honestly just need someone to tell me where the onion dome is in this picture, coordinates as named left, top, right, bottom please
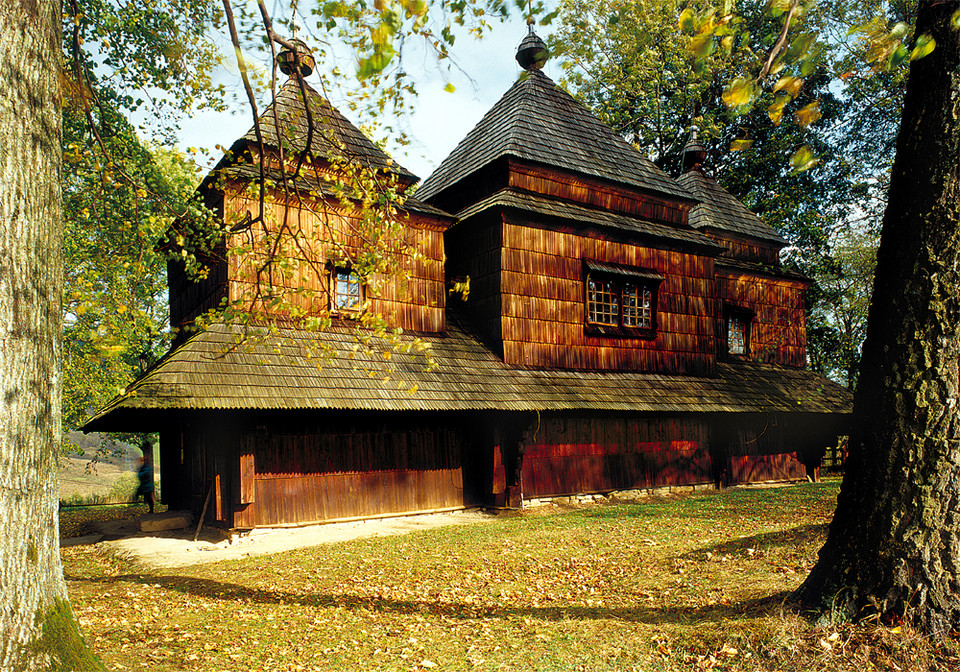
left=681, top=125, right=708, bottom=172
left=277, top=38, right=316, bottom=78
left=516, top=22, right=549, bottom=70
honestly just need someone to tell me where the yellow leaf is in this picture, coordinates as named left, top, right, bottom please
left=117, top=305, right=127, bottom=314
left=773, top=75, right=803, bottom=97
left=794, top=101, right=822, bottom=127
left=443, top=82, right=455, bottom=93
left=722, top=77, right=757, bottom=109
left=730, top=139, right=753, bottom=152
left=910, top=34, right=935, bottom=62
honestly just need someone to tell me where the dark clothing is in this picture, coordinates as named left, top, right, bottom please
left=136, top=462, right=154, bottom=494
left=137, top=460, right=155, bottom=513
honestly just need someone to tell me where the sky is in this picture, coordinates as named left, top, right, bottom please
left=176, top=11, right=564, bottom=183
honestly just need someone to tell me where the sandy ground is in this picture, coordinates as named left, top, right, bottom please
left=67, top=509, right=495, bottom=569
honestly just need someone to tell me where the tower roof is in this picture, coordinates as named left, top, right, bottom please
left=677, top=168, right=787, bottom=245
left=229, top=79, right=418, bottom=183
left=417, top=69, right=693, bottom=203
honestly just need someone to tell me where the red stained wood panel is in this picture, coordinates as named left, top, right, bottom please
left=522, top=415, right=713, bottom=497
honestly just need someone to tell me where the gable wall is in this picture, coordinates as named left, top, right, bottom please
left=500, top=218, right=717, bottom=374
left=221, top=193, right=446, bottom=332
left=716, top=269, right=807, bottom=367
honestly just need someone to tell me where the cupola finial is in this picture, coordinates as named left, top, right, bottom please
left=681, top=125, right=708, bottom=173
left=516, top=22, right=549, bottom=71
left=277, top=37, right=316, bottom=78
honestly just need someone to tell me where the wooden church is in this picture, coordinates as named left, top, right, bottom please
left=84, top=33, right=851, bottom=529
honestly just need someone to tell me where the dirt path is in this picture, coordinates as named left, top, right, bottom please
left=89, top=509, right=494, bottom=569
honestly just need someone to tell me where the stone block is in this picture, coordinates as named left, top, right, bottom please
left=140, top=511, right=194, bottom=533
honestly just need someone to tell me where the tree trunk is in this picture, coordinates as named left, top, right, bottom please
left=796, top=1, right=960, bottom=640
left=1, top=1, right=100, bottom=669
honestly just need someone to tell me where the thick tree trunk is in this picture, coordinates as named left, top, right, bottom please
left=1, top=1, right=99, bottom=669
left=796, top=1, right=960, bottom=640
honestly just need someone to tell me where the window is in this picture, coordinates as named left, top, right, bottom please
left=331, top=267, right=362, bottom=314
left=727, top=315, right=747, bottom=354
left=725, top=307, right=753, bottom=357
left=584, top=260, right=662, bottom=338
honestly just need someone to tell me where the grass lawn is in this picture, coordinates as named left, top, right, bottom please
left=61, top=480, right=959, bottom=671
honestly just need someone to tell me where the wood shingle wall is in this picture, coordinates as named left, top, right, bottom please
left=508, top=161, right=691, bottom=226
left=170, top=188, right=447, bottom=335
left=500, top=219, right=717, bottom=374
left=716, top=269, right=807, bottom=367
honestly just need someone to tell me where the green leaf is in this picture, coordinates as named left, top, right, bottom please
left=691, top=33, right=714, bottom=59
left=790, top=145, right=819, bottom=173
left=890, top=44, right=909, bottom=70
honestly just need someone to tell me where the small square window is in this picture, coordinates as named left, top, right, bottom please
left=584, top=261, right=662, bottom=338
left=331, top=268, right=362, bottom=313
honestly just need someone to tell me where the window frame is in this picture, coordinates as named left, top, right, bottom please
left=328, top=264, right=364, bottom=316
left=583, top=260, right=663, bottom=339
left=724, top=306, right=754, bottom=358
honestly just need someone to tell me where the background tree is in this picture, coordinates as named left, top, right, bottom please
left=796, top=0, right=960, bottom=638
left=550, top=0, right=909, bottom=389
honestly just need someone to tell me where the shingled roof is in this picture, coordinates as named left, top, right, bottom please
left=230, top=79, right=418, bottom=183
left=84, top=317, right=851, bottom=432
left=457, top=188, right=722, bottom=252
left=417, top=69, right=694, bottom=203
left=677, top=168, right=788, bottom=245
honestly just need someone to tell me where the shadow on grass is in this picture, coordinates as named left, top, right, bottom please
left=68, top=567, right=796, bottom=626
left=680, top=523, right=829, bottom=560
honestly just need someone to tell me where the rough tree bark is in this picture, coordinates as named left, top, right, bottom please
left=796, top=1, right=960, bottom=639
left=1, top=0, right=101, bottom=669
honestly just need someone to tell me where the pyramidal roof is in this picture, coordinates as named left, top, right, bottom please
left=232, top=79, right=418, bottom=183
left=417, top=69, right=692, bottom=202
left=677, top=168, right=787, bottom=245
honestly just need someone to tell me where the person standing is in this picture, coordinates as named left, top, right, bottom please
left=136, top=441, right=156, bottom=514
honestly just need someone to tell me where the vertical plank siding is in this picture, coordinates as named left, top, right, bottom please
left=233, top=415, right=465, bottom=528
left=722, top=415, right=808, bottom=483
left=522, top=414, right=713, bottom=497
left=508, top=161, right=691, bottom=227
left=500, top=220, right=717, bottom=374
